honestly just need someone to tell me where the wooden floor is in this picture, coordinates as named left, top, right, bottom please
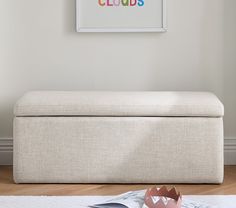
left=0, top=166, right=236, bottom=196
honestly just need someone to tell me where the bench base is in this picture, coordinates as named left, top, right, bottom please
left=14, top=117, right=224, bottom=183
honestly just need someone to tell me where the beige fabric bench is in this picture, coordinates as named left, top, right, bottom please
left=13, top=91, right=224, bottom=183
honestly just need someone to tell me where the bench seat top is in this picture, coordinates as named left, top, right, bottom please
left=14, top=91, right=224, bottom=117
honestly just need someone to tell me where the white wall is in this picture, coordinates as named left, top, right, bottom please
left=223, top=0, right=236, bottom=138
left=0, top=0, right=235, bottom=139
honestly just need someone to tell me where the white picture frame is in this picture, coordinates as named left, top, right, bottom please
left=76, top=0, right=167, bottom=32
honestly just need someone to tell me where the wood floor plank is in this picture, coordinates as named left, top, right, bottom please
left=0, top=166, right=236, bottom=195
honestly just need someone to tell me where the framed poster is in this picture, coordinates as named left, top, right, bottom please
left=76, top=0, right=167, bottom=32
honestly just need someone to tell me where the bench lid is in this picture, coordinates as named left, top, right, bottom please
left=14, top=91, right=224, bottom=117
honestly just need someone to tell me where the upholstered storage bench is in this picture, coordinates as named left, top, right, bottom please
left=13, top=91, right=224, bottom=183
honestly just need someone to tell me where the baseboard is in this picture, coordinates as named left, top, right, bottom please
left=0, top=138, right=13, bottom=165
left=0, top=137, right=236, bottom=165
left=224, top=137, right=236, bottom=165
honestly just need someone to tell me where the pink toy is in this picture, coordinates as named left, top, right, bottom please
left=144, top=186, right=182, bottom=208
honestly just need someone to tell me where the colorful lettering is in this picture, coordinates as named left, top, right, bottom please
left=98, top=0, right=105, bottom=6
left=107, top=0, right=113, bottom=6
left=130, top=0, right=137, bottom=6
left=113, top=0, right=120, bottom=6
left=121, top=0, right=129, bottom=6
left=98, top=0, right=144, bottom=7
left=138, top=0, right=144, bottom=6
